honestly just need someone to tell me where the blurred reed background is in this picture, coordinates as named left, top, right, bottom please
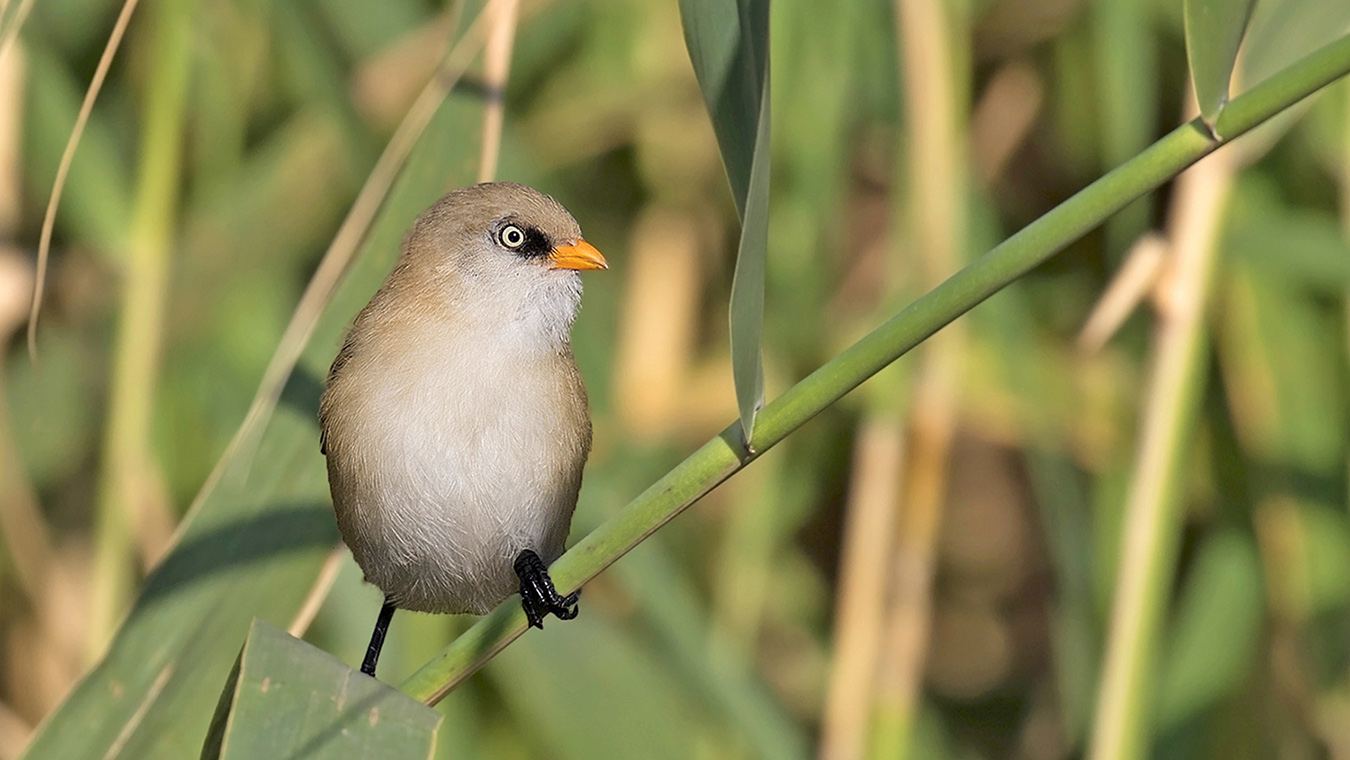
left=2, top=0, right=1350, bottom=757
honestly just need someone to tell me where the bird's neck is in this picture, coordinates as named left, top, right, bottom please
left=392, top=261, right=584, bottom=356
left=502, top=270, right=583, bottom=353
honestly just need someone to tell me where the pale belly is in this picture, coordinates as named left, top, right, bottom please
left=325, top=352, right=587, bottom=614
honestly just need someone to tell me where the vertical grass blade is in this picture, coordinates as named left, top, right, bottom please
left=1184, top=0, right=1256, bottom=127
left=87, top=0, right=195, bottom=660
left=872, top=0, right=969, bottom=754
left=1087, top=122, right=1238, bottom=760
left=679, top=0, right=769, bottom=445
left=729, top=89, right=769, bottom=445
left=678, top=0, right=767, bottom=216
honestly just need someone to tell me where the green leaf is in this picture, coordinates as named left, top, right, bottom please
left=19, top=98, right=484, bottom=760
left=1184, top=0, right=1257, bottom=126
left=1241, top=0, right=1350, bottom=89
left=1216, top=0, right=1350, bottom=161
left=678, top=0, right=768, bottom=217
left=729, top=87, right=769, bottom=447
left=1155, top=530, right=1262, bottom=731
left=679, top=0, right=770, bottom=445
left=202, top=620, right=440, bottom=760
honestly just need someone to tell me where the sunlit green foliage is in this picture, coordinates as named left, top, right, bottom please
left=2, top=0, right=1350, bottom=759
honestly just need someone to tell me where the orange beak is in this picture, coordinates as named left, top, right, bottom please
left=549, top=239, right=608, bottom=271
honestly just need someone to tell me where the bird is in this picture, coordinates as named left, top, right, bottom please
left=318, top=182, right=607, bottom=677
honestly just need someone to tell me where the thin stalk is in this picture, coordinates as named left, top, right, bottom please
left=0, top=37, right=19, bottom=232
left=87, top=0, right=194, bottom=662
left=476, top=0, right=519, bottom=183
left=872, top=0, right=968, bottom=755
left=825, top=0, right=973, bottom=751
left=1341, top=80, right=1350, bottom=514
left=1077, top=234, right=1168, bottom=353
left=234, top=0, right=488, bottom=446
left=286, top=545, right=345, bottom=637
left=969, top=61, right=1043, bottom=187
left=871, top=353, right=958, bottom=759
left=820, top=421, right=905, bottom=760
left=400, top=33, right=1350, bottom=707
left=0, top=0, right=34, bottom=66
left=26, top=0, right=141, bottom=358
left=1085, top=114, right=1238, bottom=760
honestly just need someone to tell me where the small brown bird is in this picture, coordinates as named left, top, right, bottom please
left=319, top=182, right=607, bottom=676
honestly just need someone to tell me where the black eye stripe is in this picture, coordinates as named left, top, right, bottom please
left=494, top=221, right=553, bottom=259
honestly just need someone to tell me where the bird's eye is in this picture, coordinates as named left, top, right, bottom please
left=498, top=224, right=526, bottom=249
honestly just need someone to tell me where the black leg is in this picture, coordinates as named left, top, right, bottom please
left=513, top=549, right=579, bottom=629
left=361, top=597, right=397, bottom=677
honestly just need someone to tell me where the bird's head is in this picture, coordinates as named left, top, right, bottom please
left=410, top=182, right=607, bottom=275
left=395, top=182, right=608, bottom=344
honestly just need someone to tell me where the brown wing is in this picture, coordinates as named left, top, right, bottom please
left=318, top=331, right=360, bottom=457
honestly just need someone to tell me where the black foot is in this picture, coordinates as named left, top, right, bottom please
left=513, top=549, right=579, bottom=629
left=361, top=598, right=397, bottom=677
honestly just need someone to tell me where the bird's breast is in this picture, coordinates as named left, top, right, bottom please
left=358, top=334, right=586, bottom=510
left=324, top=323, right=590, bottom=612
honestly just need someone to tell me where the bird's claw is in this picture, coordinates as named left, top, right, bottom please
left=513, top=549, right=579, bottom=629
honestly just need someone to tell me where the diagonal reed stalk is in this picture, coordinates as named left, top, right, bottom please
left=237, top=0, right=490, bottom=442
left=267, top=0, right=505, bottom=639
left=399, top=33, right=1350, bottom=707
